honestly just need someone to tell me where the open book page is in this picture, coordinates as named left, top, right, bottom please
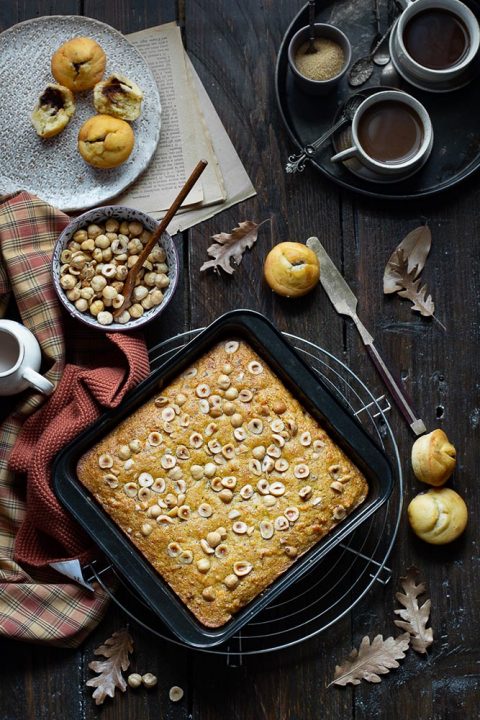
left=157, top=58, right=256, bottom=234
left=185, top=55, right=226, bottom=208
left=119, top=23, right=203, bottom=211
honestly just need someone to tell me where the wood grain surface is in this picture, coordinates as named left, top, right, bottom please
left=1, top=1, right=479, bottom=719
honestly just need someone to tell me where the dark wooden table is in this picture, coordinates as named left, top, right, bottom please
left=1, top=1, right=479, bottom=719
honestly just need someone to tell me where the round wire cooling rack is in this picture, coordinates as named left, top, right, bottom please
left=86, top=329, right=403, bottom=660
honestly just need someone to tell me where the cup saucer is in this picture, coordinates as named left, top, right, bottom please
left=332, top=125, right=431, bottom=184
left=330, top=86, right=432, bottom=184
left=388, top=23, right=480, bottom=94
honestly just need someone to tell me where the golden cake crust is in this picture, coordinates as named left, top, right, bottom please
left=51, top=37, right=106, bottom=92
left=78, top=114, right=134, bottom=168
left=77, top=340, right=369, bottom=628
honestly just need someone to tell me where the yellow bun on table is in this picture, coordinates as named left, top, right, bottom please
left=411, top=429, right=456, bottom=486
left=78, top=115, right=134, bottom=168
left=408, top=487, right=467, bottom=544
left=93, top=73, right=143, bottom=121
left=264, top=242, right=320, bottom=297
left=31, top=83, right=75, bottom=138
left=51, top=37, right=106, bottom=92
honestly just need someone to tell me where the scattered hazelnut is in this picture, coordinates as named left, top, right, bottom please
left=127, top=673, right=142, bottom=689
left=169, top=685, right=184, bottom=702
left=141, top=672, right=158, bottom=689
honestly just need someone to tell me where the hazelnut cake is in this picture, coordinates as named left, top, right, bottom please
left=77, top=339, right=369, bottom=628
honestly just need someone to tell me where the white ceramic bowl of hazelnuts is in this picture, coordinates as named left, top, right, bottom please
left=52, top=206, right=179, bottom=332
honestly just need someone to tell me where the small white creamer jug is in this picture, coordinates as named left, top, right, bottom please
left=0, top=319, right=54, bottom=396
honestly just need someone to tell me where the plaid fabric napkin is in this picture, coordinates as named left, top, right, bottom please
left=0, top=192, right=150, bottom=647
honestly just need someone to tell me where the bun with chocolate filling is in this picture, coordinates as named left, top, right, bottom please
left=51, top=37, right=106, bottom=92
left=31, top=83, right=75, bottom=138
left=78, top=114, right=135, bottom=168
left=93, top=73, right=144, bottom=121
left=264, top=242, right=320, bottom=298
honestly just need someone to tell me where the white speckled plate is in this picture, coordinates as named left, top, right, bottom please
left=0, top=16, right=161, bottom=212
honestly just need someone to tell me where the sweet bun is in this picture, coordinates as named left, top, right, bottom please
left=408, top=487, right=468, bottom=544
left=78, top=114, right=134, bottom=168
left=93, top=73, right=143, bottom=121
left=51, top=37, right=106, bottom=92
left=264, top=242, right=320, bottom=297
left=411, top=429, right=456, bottom=486
left=31, top=84, right=75, bottom=138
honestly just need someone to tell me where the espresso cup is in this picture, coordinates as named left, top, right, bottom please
left=390, top=0, right=480, bottom=89
left=0, top=319, right=54, bottom=396
left=330, top=90, right=433, bottom=178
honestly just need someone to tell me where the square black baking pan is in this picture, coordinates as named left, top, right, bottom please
left=53, top=309, right=394, bottom=649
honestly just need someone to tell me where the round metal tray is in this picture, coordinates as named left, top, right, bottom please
left=87, top=329, right=403, bottom=658
left=275, top=0, right=480, bottom=200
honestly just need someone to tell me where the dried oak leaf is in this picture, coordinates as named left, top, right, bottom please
left=200, top=219, right=268, bottom=274
left=86, top=628, right=134, bottom=705
left=394, top=566, right=433, bottom=654
left=386, top=249, right=436, bottom=318
left=384, top=225, right=432, bottom=294
left=330, top=633, right=410, bottom=687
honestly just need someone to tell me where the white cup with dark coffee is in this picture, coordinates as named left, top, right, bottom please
left=0, top=319, right=54, bottom=396
left=330, top=90, right=433, bottom=178
left=390, top=0, right=480, bottom=89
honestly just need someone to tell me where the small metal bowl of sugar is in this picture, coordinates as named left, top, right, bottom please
left=288, top=23, right=352, bottom=95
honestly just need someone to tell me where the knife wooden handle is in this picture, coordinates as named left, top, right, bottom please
left=365, top=342, right=427, bottom=436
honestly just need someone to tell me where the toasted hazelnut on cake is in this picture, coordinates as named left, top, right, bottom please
left=93, top=73, right=144, bottom=121
left=31, top=84, right=75, bottom=138
left=51, top=36, right=106, bottom=91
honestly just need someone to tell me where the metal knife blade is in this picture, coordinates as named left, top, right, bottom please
left=306, top=236, right=426, bottom=436
left=307, top=236, right=373, bottom=345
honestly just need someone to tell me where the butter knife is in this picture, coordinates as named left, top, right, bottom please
left=307, top=236, right=427, bottom=436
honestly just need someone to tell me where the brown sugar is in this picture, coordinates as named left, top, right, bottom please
left=294, top=37, right=345, bottom=81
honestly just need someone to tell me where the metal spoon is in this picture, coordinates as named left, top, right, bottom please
left=285, top=93, right=366, bottom=174
left=369, top=0, right=383, bottom=55
left=370, top=0, right=391, bottom=66
left=348, top=17, right=396, bottom=87
left=380, top=61, right=402, bottom=87
left=305, top=0, right=317, bottom=54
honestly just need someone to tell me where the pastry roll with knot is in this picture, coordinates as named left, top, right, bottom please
left=408, top=487, right=468, bottom=544
left=411, top=429, right=456, bottom=486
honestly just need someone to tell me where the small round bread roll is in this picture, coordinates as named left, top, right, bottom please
left=264, top=242, right=320, bottom=297
left=93, top=73, right=143, bottom=121
left=408, top=487, right=467, bottom=544
left=78, top=115, right=135, bottom=168
left=31, top=84, right=75, bottom=138
left=411, top=429, right=456, bottom=486
left=51, top=37, right=106, bottom=92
